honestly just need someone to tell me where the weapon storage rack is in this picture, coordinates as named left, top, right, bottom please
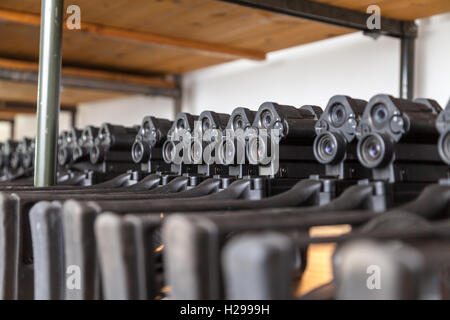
left=0, top=0, right=448, bottom=183
left=0, top=0, right=448, bottom=301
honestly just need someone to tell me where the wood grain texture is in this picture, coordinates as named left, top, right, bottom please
left=0, top=8, right=266, bottom=61
left=0, top=0, right=448, bottom=105
left=0, top=0, right=357, bottom=75
left=0, top=79, right=129, bottom=106
left=0, top=57, right=174, bottom=88
left=313, top=0, right=450, bottom=20
left=296, top=225, right=352, bottom=296
left=0, top=0, right=447, bottom=75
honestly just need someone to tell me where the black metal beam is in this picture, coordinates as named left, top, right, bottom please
left=69, top=108, right=77, bottom=128
left=400, top=37, right=415, bottom=100
left=0, top=100, right=76, bottom=111
left=0, top=119, right=16, bottom=139
left=219, top=0, right=417, bottom=38
left=9, top=119, right=14, bottom=139
left=0, top=67, right=181, bottom=99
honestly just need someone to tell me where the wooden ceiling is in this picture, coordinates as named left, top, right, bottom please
left=0, top=0, right=448, bottom=108
left=0, top=79, right=129, bottom=106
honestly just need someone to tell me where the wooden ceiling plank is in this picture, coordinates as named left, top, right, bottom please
left=0, top=111, right=17, bottom=120
left=0, top=0, right=448, bottom=75
left=0, top=107, right=36, bottom=115
left=0, top=8, right=266, bottom=61
left=313, top=0, right=450, bottom=20
left=0, top=79, right=130, bottom=106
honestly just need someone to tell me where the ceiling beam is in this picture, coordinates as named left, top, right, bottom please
left=0, top=100, right=76, bottom=119
left=0, top=58, right=180, bottom=98
left=0, top=107, right=35, bottom=115
left=0, top=8, right=266, bottom=61
left=0, top=100, right=76, bottom=111
left=219, top=0, right=418, bottom=38
left=0, top=57, right=174, bottom=88
left=0, top=110, right=27, bottom=120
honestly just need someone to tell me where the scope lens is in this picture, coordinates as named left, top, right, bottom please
left=318, top=135, right=335, bottom=162
left=371, top=104, right=389, bottom=126
left=313, top=133, right=343, bottom=164
left=359, top=134, right=385, bottom=168
left=439, top=131, right=450, bottom=164
left=163, top=141, right=176, bottom=163
left=324, top=141, right=334, bottom=154
left=368, top=143, right=380, bottom=158
left=260, top=110, right=273, bottom=129
left=132, top=141, right=144, bottom=163
left=247, top=136, right=269, bottom=165
left=330, top=104, right=346, bottom=127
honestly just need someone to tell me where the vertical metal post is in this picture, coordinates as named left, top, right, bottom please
left=70, top=108, right=77, bottom=128
left=34, top=0, right=64, bottom=186
left=9, top=120, right=15, bottom=140
left=400, top=37, right=415, bottom=100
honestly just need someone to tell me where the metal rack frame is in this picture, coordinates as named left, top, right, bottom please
left=220, top=0, right=417, bottom=99
left=34, top=0, right=418, bottom=186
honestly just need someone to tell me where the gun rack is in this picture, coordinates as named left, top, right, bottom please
left=0, top=0, right=448, bottom=185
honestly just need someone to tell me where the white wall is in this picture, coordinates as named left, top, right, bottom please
left=416, top=13, right=450, bottom=106
left=182, top=33, right=399, bottom=114
left=76, top=95, right=175, bottom=128
left=0, top=122, right=11, bottom=142
left=182, top=12, right=450, bottom=114
left=13, top=112, right=72, bottom=140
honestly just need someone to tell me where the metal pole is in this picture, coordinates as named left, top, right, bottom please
left=34, top=0, right=64, bottom=186
left=400, top=37, right=415, bottom=100
left=70, top=108, right=77, bottom=128
left=9, top=120, right=15, bottom=140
